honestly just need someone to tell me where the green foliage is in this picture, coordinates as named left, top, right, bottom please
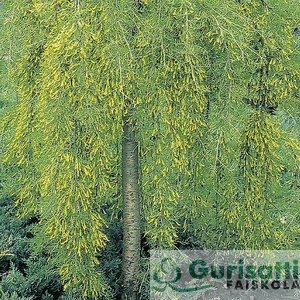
left=235, top=0, right=300, bottom=249
left=1, top=1, right=126, bottom=297
left=1, top=0, right=299, bottom=298
left=0, top=196, right=65, bottom=299
left=135, top=0, right=208, bottom=248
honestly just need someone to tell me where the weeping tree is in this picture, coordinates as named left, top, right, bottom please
left=188, top=0, right=300, bottom=250
left=2, top=0, right=143, bottom=298
left=1, top=0, right=300, bottom=299
left=3, top=1, right=126, bottom=298
left=235, top=0, right=300, bottom=249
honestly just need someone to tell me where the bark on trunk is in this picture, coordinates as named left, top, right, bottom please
left=122, top=115, right=141, bottom=300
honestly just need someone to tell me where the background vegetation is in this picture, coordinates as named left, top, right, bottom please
left=0, top=0, right=299, bottom=299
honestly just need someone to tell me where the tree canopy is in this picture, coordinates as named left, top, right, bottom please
left=0, top=0, right=299, bottom=299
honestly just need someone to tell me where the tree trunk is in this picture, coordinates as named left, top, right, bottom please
left=122, top=115, right=141, bottom=300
